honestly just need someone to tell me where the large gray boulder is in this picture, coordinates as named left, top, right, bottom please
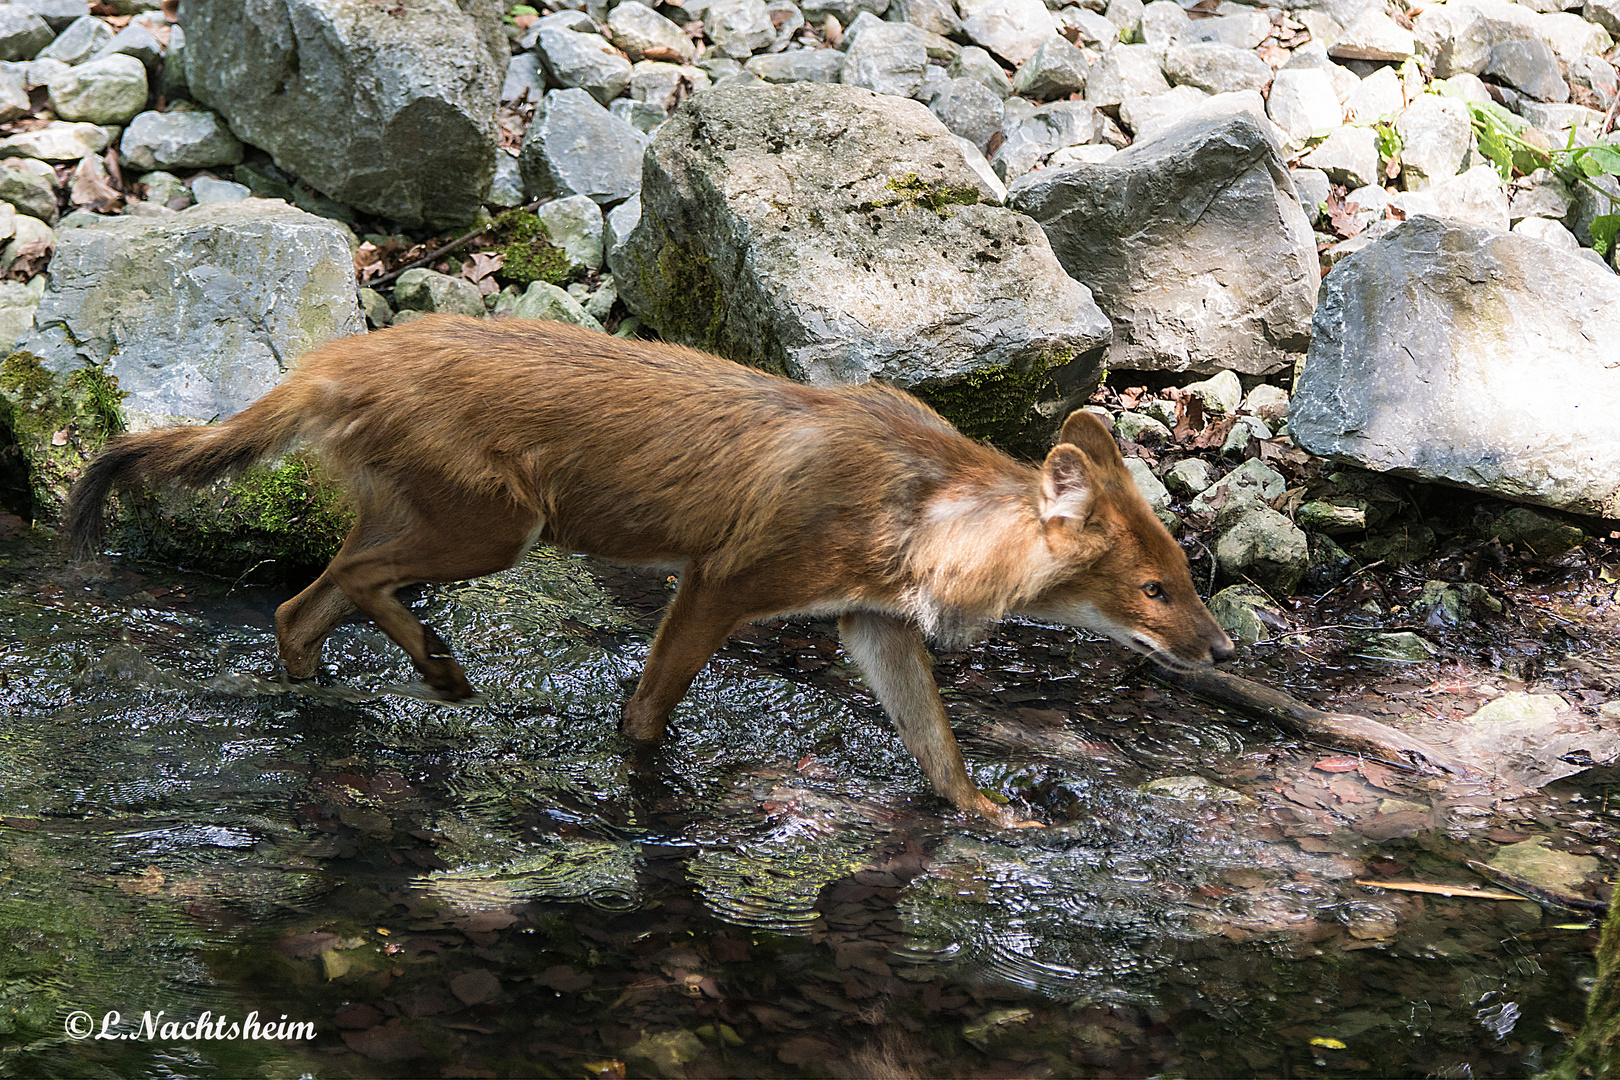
left=1291, top=216, right=1620, bottom=518
left=610, top=84, right=1111, bottom=443
left=20, top=200, right=363, bottom=431
left=519, top=88, right=648, bottom=205
left=1008, top=112, right=1318, bottom=375
left=181, top=0, right=507, bottom=228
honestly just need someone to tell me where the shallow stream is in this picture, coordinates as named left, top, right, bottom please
left=0, top=529, right=1616, bottom=1078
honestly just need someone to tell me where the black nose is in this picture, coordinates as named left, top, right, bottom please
left=1210, top=635, right=1235, bottom=662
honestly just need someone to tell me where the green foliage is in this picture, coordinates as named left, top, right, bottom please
left=491, top=209, right=572, bottom=287
left=1373, top=120, right=1402, bottom=179
left=1466, top=101, right=1620, bottom=256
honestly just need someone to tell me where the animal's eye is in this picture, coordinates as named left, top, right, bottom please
left=1142, top=582, right=1164, bottom=599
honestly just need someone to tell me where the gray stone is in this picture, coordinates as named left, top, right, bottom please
left=1485, top=38, right=1568, bottom=102
left=1056, top=7, right=1121, bottom=51
left=1266, top=68, right=1342, bottom=150
left=536, top=26, right=633, bottom=105
left=1395, top=94, right=1470, bottom=188
left=800, top=0, right=889, bottom=23
left=393, top=266, right=485, bottom=317
left=1292, top=216, right=1620, bottom=517
left=1216, top=504, right=1308, bottom=593
left=1507, top=167, right=1572, bottom=221
left=183, top=0, right=507, bottom=229
left=92, top=22, right=165, bottom=71
left=1389, top=163, right=1509, bottom=231
left=157, top=22, right=185, bottom=100
left=502, top=50, right=542, bottom=102
left=1290, top=166, right=1330, bottom=220
left=19, top=200, right=363, bottom=430
left=611, top=97, right=668, bottom=132
left=0, top=6, right=53, bottom=61
left=948, top=44, right=1012, bottom=98
left=1184, top=368, right=1242, bottom=414
left=1010, top=33, right=1088, bottom=100
left=1456, top=696, right=1620, bottom=790
left=1166, top=456, right=1217, bottom=495
left=0, top=64, right=27, bottom=122
left=1220, top=413, right=1272, bottom=456
left=1104, top=0, right=1143, bottom=39
left=508, top=278, right=604, bottom=330
left=487, top=152, right=524, bottom=206
left=991, top=99, right=1104, bottom=180
left=705, top=0, right=776, bottom=58
left=608, top=0, right=697, bottom=63
left=927, top=76, right=1003, bottom=150
left=191, top=176, right=250, bottom=203
left=629, top=60, right=712, bottom=109
left=1345, top=65, right=1403, bottom=122
left=1299, top=123, right=1379, bottom=188
left=1175, top=10, right=1270, bottom=49
left=46, top=52, right=146, bottom=124
left=0, top=164, right=55, bottom=222
left=889, top=0, right=962, bottom=37
left=1539, top=11, right=1611, bottom=62
left=1519, top=100, right=1605, bottom=143
left=1189, top=455, right=1285, bottom=514
left=1009, top=113, right=1318, bottom=375
left=1589, top=0, right=1620, bottom=34
left=1569, top=172, right=1619, bottom=251
left=1115, top=410, right=1171, bottom=443
left=136, top=169, right=187, bottom=208
left=746, top=49, right=844, bottom=82
left=1133, top=87, right=1282, bottom=146
left=1124, top=457, right=1171, bottom=510
left=358, top=284, right=392, bottom=326
left=37, top=14, right=112, bottom=65
left=1084, top=41, right=1169, bottom=106
left=519, top=88, right=649, bottom=206
left=1282, top=40, right=1361, bottom=102
left=840, top=18, right=927, bottom=97
left=118, top=108, right=243, bottom=170
left=1511, top=214, right=1579, bottom=251
left=1412, top=1, right=1491, bottom=77
left=957, top=0, right=1055, bottom=66
left=603, top=192, right=640, bottom=264
left=1164, top=41, right=1271, bottom=95
left=1328, top=9, right=1415, bottom=61
left=1139, top=0, right=1189, bottom=47
left=1118, top=83, right=1208, bottom=137
left=1243, top=383, right=1289, bottom=422
left=12, top=0, right=88, bottom=31
left=1207, top=584, right=1275, bottom=644
left=1, top=213, right=52, bottom=273
left=537, top=193, right=605, bottom=270
left=610, top=83, right=1111, bottom=411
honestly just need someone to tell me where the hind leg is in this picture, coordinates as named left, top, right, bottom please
left=322, top=489, right=543, bottom=699
left=275, top=507, right=404, bottom=679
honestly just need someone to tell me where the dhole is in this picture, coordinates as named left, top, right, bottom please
left=66, top=316, right=1232, bottom=826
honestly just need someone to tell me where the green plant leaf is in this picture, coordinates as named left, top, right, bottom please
left=1589, top=213, right=1620, bottom=258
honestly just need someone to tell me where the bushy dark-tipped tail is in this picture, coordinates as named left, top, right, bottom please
left=63, top=386, right=305, bottom=561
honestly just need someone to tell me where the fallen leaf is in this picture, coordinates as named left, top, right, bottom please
left=1354, top=879, right=1523, bottom=900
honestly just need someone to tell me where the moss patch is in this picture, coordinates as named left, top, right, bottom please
left=873, top=173, right=982, bottom=217
left=0, top=351, right=126, bottom=519
left=912, top=349, right=1068, bottom=459
left=491, top=208, right=572, bottom=288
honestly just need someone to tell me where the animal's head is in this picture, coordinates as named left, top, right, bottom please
left=1024, top=410, right=1234, bottom=668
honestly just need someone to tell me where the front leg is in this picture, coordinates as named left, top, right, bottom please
left=623, top=567, right=750, bottom=741
left=838, top=611, right=1026, bottom=827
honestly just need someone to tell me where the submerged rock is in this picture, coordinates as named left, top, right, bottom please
left=611, top=83, right=1111, bottom=447
left=1291, top=216, right=1620, bottom=518
left=1009, top=113, right=1318, bottom=375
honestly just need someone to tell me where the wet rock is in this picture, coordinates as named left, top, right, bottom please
left=1488, top=836, right=1601, bottom=890
left=957, top=0, right=1054, bottom=66
left=1484, top=37, right=1568, bottom=102
left=394, top=267, right=485, bottom=317
left=1293, top=216, right=1620, bottom=517
left=1299, top=125, right=1380, bottom=189
left=1215, top=504, right=1308, bottom=593
left=536, top=25, right=633, bottom=105
left=37, top=14, right=112, bottom=65
left=509, top=279, right=604, bottom=330
left=1189, top=457, right=1286, bottom=514
left=1207, top=583, right=1275, bottom=643
left=1083, top=42, right=1169, bottom=106
left=1453, top=693, right=1620, bottom=789
left=118, top=109, right=243, bottom=171
left=1395, top=94, right=1470, bottom=188
left=1163, top=41, right=1273, bottom=95
left=183, top=0, right=507, bottom=228
left=1009, top=113, right=1318, bottom=375
left=1356, top=629, right=1434, bottom=662
left=19, top=200, right=362, bottom=432
left=747, top=49, right=844, bottom=82
left=1412, top=580, right=1501, bottom=626
left=536, top=193, right=605, bottom=271
left=840, top=18, right=928, bottom=97
left=1010, top=34, right=1089, bottom=100
left=611, top=84, right=1110, bottom=427
left=1488, top=505, right=1586, bottom=554
left=1303, top=533, right=1356, bottom=588
left=1165, top=457, right=1217, bottom=495
left=1142, top=775, right=1248, bottom=801
left=1358, top=523, right=1437, bottom=564
left=607, top=0, right=697, bottom=64
left=519, top=88, right=649, bottom=206
left=46, top=52, right=146, bottom=124
left=0, top=7, right=54, bottom=61
left=1328, top=9, right=1416, bottom=61
left=1297, top=499, right=1367, bottom=533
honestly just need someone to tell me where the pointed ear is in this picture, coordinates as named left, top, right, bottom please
left=1040, top=444, right=1097, bottom=523
left=1057, top=410, right=1126, bottom=473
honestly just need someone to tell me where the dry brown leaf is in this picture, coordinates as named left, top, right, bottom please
left=1354, top=879, right=1523, bottom=900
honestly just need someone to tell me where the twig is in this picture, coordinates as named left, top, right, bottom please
left=1464, top=858, right=1608, bottom=913
left=1354, top=879, right=1524, bottom=901
left=369, top=198, right=546, bottom=290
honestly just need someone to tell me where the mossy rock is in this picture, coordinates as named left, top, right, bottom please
left=0, top=351, right=126, bottom=521
left=912, top=349, right=1071, bottom=459
left=491, top=208, right=574, bottom=288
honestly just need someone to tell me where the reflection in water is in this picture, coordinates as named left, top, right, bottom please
left=0, top=539, right=1603, bottom=1077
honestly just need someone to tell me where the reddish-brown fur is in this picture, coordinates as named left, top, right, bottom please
left=65, top=316, right=1232, bottom=826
